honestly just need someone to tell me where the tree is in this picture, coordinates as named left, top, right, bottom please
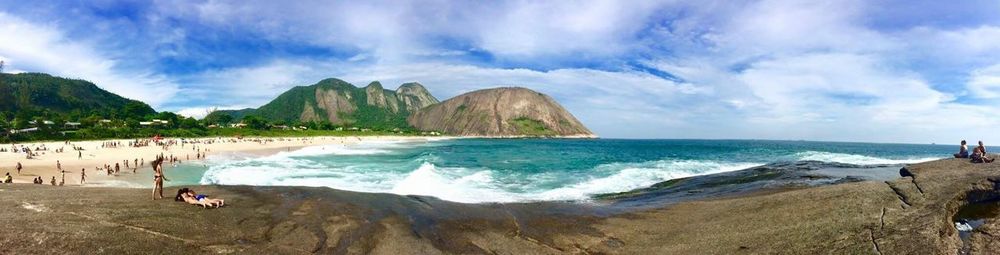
left=180, top=117, right=200, bottom=129
left=242, top=115, right=268, bottom=130
left=11, top=117, right=25, bottom=129
left=121, top=101, right=154, bottom=120
left=154, top=111, right=180, bottom=128
left=218, top=114, right=233, bottom=125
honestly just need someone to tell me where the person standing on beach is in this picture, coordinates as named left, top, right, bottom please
left=80, top=168, right=86, bottom=185
left=152, top=158, right=169, bottom=200
left=57, top=160, right=62, bottom=172
left=78, top=151, right=82, bottom=159
left=16, top=162, right=21, bottom=175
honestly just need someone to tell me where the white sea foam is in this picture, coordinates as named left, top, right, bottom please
left=200, top=155, right=764, bottom=203
left=793, top=151, right=940, bottom=165
left=536, top=160, right=764, bottom=201
left=389, top=162, right=524, bottom=203
left=192, top=141, right=943, bottom=203
left=272, top=144, right=391, bottom=157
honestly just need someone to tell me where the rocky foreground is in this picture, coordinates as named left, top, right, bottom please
left=0, top=158, right=997, bottom=254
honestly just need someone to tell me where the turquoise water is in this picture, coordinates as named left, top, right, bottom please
left=152, top=139, right=949, bottom=203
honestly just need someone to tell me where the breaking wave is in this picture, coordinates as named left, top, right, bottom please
left=792, top=151, right=940, bottom=165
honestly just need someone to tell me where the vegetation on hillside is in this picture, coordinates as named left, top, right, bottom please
left=511, top=117, right=556, bottom=136
left=0, top=74, right=432, bottom=143
left=0, top=73, right=156, bottom=122
left=207, top=78, right=425, bottom=131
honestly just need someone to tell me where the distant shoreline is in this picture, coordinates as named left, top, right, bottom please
left=0, top=135, right=439, bottom=186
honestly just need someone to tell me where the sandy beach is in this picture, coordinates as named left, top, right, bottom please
left=0, top=136, right=438, bottom=186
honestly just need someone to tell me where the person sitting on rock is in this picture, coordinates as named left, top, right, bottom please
left=954, top=140, right=969, bottom=158
left=971, top=141, right=994, bottom=163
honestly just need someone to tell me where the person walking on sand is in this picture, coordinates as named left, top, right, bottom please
left=80, top=168, right=86, bottom=185
left=57, top=160, right=62, bottom=172
left=16, top=162, right=21, bottom=175
left=78, top=151, right=82, bottom=159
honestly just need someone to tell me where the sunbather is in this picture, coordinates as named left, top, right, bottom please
left=174, top=188, right=225, bottom=208
left=188, top=189, right=225, bottom=208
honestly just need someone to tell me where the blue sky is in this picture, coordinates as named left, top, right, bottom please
left=1, top=0, right=1000, bottom=143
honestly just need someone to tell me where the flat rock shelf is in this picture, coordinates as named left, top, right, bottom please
left=0, top=157, right=998, bottom=254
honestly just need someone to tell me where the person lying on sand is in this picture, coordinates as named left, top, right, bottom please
left=954, top=140, right=969, bottom=158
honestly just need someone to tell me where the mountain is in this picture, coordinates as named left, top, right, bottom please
left=407, top=87, right=594, bottom=137
left=208, top=78, right=439, bottom=129
left=0, top=72, right=156, bottom=119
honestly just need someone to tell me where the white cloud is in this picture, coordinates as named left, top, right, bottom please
left=968, top=64, right=1000, bottom=99
left=6, top=1, right=1000, bottom=143
left=149, top=0, right=672, bottom=63
left=636, top=0, right=1000, bottom=143
left=0, top=12, right=179, bottom=107
left=175, top=105, right=249, bottom=119
left=165, top=60, right=337, bottom=110
left=474, top=1, right=663, bottom=58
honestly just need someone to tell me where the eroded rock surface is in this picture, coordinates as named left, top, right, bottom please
left=0, top=158, right=998, bottom=254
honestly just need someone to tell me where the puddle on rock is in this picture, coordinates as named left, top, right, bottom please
left=952, top=200, right=1000, bottom=240
left=953, top=199, right=1000, bottom=254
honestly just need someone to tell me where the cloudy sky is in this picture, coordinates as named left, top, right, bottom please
left=1, top=0, right=999, bottom=143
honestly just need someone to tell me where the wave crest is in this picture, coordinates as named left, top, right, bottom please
left=792, top=151, right=939, bottom=165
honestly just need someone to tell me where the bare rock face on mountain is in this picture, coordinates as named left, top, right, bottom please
left=209, top=78, right=440, bottom=129
left=365, top=82, right=394, bottom=112
left=395, top=82, right=439, bottom=112
left=308, top=87, right=355, bottom=123
left=407, top=87, right=595, bottom=137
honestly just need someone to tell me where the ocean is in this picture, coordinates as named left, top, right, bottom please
left=114, top=139, right=951, bottom=203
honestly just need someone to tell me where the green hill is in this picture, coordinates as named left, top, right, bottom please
left=0, top=73, right=156, bottom=120
left=206, top=78, right=439, bottom=130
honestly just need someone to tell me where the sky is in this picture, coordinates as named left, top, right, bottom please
left=1, top=0, right=999, bottom=143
